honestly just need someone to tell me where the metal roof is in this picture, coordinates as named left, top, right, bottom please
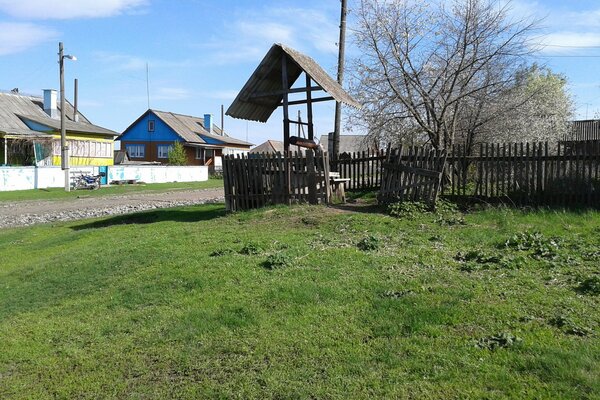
left=319, top=134, right=375, bottom=154
left=250, top=140, right=284, bottom=154
left=149, top=109, right=253, bottom=147
left=250, top=139, right=307, bottom=154
left=0, top=128, right=53, bottom=139
left=0, top=91, right=113, bottom=138
left=226, top=43, right=361, bottom=123
left=18, top=114, right=117, bottom=137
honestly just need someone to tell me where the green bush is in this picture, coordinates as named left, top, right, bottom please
left=168, top=142, right=187, bottom=165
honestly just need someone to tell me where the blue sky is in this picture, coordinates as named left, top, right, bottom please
left=1, top=0, right=600, bottom=146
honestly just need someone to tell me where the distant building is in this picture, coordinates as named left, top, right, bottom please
left=250, top=139, right=308, bottom=155
left=319, top=134, right=377, bottom=155
left=0, top=90, right=118, bottom=166
left=119, top=109, right=252, bottom=167
left=569, top=120, right=600, bottom=141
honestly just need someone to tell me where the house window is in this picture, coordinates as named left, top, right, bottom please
left=126, top=144, right=145, bottom=158
left=148, top=120, right=155, bottom=132
left=196, top=148, right=215, bottom=162
left=157, top=144, right=172, bottom=159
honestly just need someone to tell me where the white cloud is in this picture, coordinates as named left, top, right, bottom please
left=92, top=51, right=193, bottom=72
left=201, top=5, right=339, bottom=66
left=0, top=22, right=58, bottom=55
left=153, top=87, right=191, bottom=101
left=204, top=90, right=241, bottom=101
left=539, top=32, right=600, bottom=53
left=0, top=0, right=147, bottom=20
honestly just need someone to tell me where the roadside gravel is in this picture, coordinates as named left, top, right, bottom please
left=0, top=188, right=224, bottom=228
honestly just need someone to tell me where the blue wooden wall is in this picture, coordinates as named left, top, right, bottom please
left=120, top=112, right=181, bottom=142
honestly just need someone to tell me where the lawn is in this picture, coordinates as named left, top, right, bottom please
left=0, top=178, right=223, bottom=202
left=0, top=202, right=598, bottom=399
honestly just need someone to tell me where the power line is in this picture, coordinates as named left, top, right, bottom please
left=535, top=55, right=600, bottom=58
left=538, top=43, right=600, bottom=49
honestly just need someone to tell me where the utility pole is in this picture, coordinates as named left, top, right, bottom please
left=332, top=0, right=347, bottom=171
left=59, top=42, right=69, bottom=192
left=59, top=42, right=76, bottom=191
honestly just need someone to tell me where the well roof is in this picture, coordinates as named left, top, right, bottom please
left=226, top=43, right=361, bottom=123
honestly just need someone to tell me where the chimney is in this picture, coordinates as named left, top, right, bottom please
left=43, top=89, right=58, bottom=119
left=204, top=113, right=214, bottom=134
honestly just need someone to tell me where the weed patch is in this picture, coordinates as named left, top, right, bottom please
left=576, top=276, right=600, bottom=296
left=239, top=242, right=263, bottom=255
left=504, top=231, right=561, bottom=260
left=210, top=248, right=234, bottom=257
left=548, top=315, right=593, bottom=337
left=262, top=252, right=293, bottom=270
left=475, top=333, right=522, bottom=350
left=357, top=235, right=381, bottom=251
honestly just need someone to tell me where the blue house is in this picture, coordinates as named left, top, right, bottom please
left=119, top=109, right=252, bottom=166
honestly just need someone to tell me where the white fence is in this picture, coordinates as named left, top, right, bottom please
left=0, top=165, right=208, bottom=192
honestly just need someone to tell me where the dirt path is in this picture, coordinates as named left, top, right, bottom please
left=0, top=188, right=225, bottom=228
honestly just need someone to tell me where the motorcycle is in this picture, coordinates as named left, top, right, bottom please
left=72, top=172, right=105, bottom=190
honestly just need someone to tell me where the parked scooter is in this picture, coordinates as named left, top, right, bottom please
left=72, top=172, right=105, bottom=190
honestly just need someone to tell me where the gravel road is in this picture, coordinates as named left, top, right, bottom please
left=0, top=188, right=225, bottom=228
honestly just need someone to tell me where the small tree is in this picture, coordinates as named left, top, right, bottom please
left=168, top=142, right=187, bottom=165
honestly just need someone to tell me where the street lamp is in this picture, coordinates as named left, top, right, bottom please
left=59, top=42, right=76, bottom=191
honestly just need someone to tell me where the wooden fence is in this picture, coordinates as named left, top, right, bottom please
left=330, top=140, right=600, bottom=207
left=444, top=141, right=600, bottom=206
left=379, top=146, right=447, bottom=206
left=223, top=151, right=330, bottom=211
left=333, top=150, right=386, bottom=190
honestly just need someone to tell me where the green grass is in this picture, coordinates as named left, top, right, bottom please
left=0, top=178, right=223, bottom=202
left=0, top=202, right=598, bottom=399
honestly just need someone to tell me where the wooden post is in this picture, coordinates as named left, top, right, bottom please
left=281, top=55, right=290, bottom=152
left=306, top=150, right=317, bottom=204
left=306, top=73, right=314, bottom=141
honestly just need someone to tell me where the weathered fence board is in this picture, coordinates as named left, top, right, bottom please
left=223, top=150, right=330, bottom=211
left=443, top=141, right=600, bottom=206
left=378, top=145, right=447, bottom=206
left=333, top=150, right=386, bottom=191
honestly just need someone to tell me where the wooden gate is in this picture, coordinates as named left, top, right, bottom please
left=223, top=150, right=330, bottom=211
left=378, top=145, right=447, bottom=206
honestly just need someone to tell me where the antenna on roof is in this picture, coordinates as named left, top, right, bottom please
left=146, top=62, right=150, bottom=110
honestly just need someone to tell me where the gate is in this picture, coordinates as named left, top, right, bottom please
left=378, top=145, right=447, bottom=206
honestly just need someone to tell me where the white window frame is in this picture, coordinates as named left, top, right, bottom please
left=126, top=144, right=145, bottom=158
left=157, top=144, right=172, bottom=159
left=195, top=148, right=215, bottom=161
left=148, top=120, right=155, bottom=132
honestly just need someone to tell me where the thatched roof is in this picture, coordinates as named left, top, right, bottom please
left=226, top=43, right=361, bottom=123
